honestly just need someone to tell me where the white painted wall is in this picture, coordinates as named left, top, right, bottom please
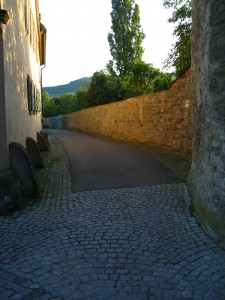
left=0, top=0, right=42, bottom=169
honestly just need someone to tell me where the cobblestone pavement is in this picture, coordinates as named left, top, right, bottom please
left=0, top=136, right=225, bottom=300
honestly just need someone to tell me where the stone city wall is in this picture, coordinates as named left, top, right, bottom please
left=47, top=69, right=191, bottom=153
left=189, top=0, right=225, bottom=248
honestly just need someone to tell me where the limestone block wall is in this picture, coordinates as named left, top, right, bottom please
left=189, top=0, right=225, bottom=248
left=47, top=69, right=192, bottom=153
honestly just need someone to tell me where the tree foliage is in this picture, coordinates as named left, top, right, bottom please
left=42, top=91, right=58, bottom=117
left=42, top=89, right=89, bottom=118
left=87, top=70, right=120, bottom=106
left=163, top=0, right=191, bottom=77
left=119, top=62, right=173, bottom=99
left=107, top=0, right=145, bottom=77
left=86, top=65, right=173, bottom=105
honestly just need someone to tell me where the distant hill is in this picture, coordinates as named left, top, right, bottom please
left=43, top=77, right=92, bottom=97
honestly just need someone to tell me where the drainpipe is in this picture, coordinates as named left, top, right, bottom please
left=41, top=64, right=45, bottom=120
left=39, top=20, right=47, bottom=125
left=0, top=8, right=9, bottom=170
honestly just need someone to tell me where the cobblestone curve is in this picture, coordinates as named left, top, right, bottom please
left=0, top=136, right=225, bottom=300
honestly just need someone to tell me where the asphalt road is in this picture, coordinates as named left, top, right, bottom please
left=48, top=129, right=182, bottom=193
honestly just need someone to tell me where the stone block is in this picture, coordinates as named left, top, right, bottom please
left=26, top=137, right=44, bottom=169
left=40, top=130, right=50, bottom=145
left=0, top=175, right=27, bottom=215
left=37, top=132, right=49, bottom=152
left=9, top=142, right=39, bottom=199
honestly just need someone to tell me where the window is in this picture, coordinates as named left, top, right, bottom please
left=24, top=1, right=38, bottom=58
left=27, top=75, right=41, bottom=114
left=30, top=11, right=33, bottom=46
left=27, top=75, right=32, bottom=112
left=24, top=0, right=30, bottom=35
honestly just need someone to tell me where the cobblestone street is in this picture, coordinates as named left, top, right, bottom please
left=0, top=136, right=225, bottom=300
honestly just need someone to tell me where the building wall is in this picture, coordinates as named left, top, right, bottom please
left=189, top=0, right=225, bottom=248
left=0, top=14, right=8, bottom=169
left=0, top=0, right=42, bottom=169
left=47, top=69, right=192, bottom=153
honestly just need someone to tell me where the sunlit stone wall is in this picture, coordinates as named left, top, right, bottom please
left=47, top=69, right=192, bottom=153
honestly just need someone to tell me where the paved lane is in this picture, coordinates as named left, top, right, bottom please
left=0, top=136, right=225, bottom=299
left=48, top=129, right=181, bottom=192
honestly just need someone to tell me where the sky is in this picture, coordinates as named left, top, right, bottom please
left=39, top=0, right=175, bottom=87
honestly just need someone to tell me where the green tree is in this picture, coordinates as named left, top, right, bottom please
left=120, top=62, right=173, bottom=98
left=120, top=62, right=156, bottom=98
left=152, top=72, right=173, bottom=92
left=42, top=91, right=58, bottom=117
left=53, top=93, right=77, bottom=115
left=74, top=87, right=90, bottom=110
left=88, top=70, right=120, bottom=106
left=43, top=91, right=78, bottom=117
left=107, top=0, right=145, bottom=77
left=163, top=0, right=191, bottom=77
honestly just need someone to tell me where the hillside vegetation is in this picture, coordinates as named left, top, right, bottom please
left=43, top=77, right=91, bottom=97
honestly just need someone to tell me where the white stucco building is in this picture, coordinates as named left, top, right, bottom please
left=0, top=0, right=46, bottom=170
